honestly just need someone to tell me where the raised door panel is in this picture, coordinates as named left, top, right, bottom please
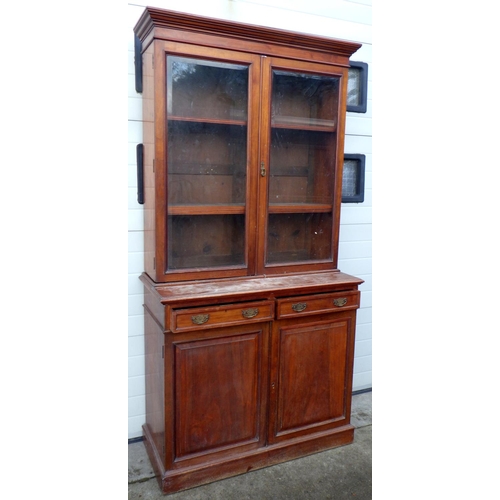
left=269, top=314, right=353, bottom=443
left=173, top=325, right=267, bottom=461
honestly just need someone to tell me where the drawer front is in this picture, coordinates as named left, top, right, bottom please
left=277, top=290, right=360, bottom=319
left=170, top=301, right=274, bottom=333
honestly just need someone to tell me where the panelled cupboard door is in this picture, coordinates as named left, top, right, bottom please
left=153, top=41, right=262, bottom=282
left=257, top=57, right=348, bottom=275
left=268, top=311, right=355, bottom=444
left=169, top=323, right=269, bottom=466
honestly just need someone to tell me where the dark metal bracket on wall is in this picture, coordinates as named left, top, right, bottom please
left=136, top=144, right=145, bottom=204
left=134, top=35, right=143, bottom=204
left=134, top=34, right=143, bottom=93
left=347, top=61, right=368, bottom=113
left=342, top=154, right=366, bottom=203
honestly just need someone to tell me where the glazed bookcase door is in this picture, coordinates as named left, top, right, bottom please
left=258, top=58, right=346, bottom=274
left=158, top=44, right=261, bottom=281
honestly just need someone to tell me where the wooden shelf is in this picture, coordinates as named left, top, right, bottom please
left=271, top=116, right=336, bottom=132
left=168, top=116, right=247, bottom=126
left=169, top=163, right=242, bottom=175
left=268, top=204, right=332, bottom=214
left=168, top=204, right=246, bottom=215
left=168, top=253, right=245, bottom=270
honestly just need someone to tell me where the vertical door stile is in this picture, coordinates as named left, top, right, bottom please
left=332, top=67, right=349, bottom=269
left=256, top=55, right=271, bottom=275
left=246, top=54, right=262, bottom=276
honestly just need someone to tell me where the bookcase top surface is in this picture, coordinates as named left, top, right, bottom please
left=141, top=271, right=363, bottom=306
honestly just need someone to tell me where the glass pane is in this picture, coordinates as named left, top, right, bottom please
left=167, top=57, right=248, bottom=120
left=267, top=213, right=332, bottom=264
left=269, top=129, right=334, bottom=205
left=168, top=215, right=245, bottom=270
left=168, top=122, right=247, bottom=206
left=271, top=71, right=338, bottom=128
left=166, top=56, right=249, bottom=271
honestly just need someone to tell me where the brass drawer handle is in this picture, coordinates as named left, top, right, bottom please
left=292, top=302, right=307, bottom=312
left=333, top=298, right=347, bottom=307
left=242, top=308, right=259, bottom=319
left=191, top=314, right=209, bottom=325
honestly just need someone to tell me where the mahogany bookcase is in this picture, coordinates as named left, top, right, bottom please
left=134, top=7, right=363, bottom=494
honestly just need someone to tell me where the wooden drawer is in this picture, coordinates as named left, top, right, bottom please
left=276, top=290, right=360, bottom=319
left=170, top=300, right=274, bottom=333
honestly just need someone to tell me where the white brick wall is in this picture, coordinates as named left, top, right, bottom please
left=127, top=0, right=372, bottom=439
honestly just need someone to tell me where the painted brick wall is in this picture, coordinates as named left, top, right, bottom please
left=127, top=0, right=372, bottom=439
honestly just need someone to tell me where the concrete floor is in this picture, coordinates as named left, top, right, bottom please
left=128, top=390, right=372, bottom=499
